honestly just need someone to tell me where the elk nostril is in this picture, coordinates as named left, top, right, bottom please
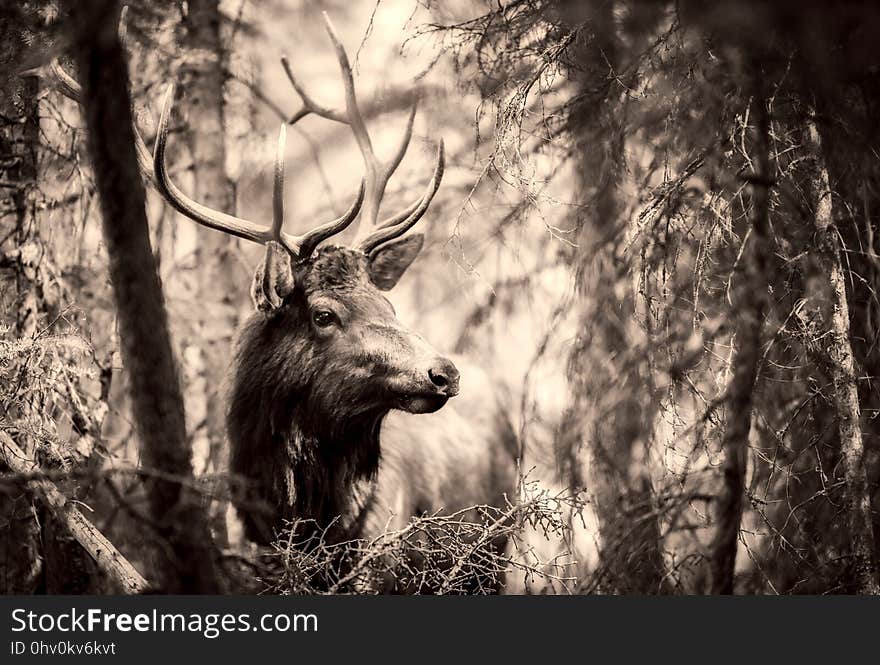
left=428, top=359, right=460, bottom=394
left=428, top=367, right=448, bottom=388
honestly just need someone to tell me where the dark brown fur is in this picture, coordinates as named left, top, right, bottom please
left=227, top=246, right=517, bottom=564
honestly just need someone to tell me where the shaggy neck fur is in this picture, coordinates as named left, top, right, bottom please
left=227, top=305, right=386, bottom=545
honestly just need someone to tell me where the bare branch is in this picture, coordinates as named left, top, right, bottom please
left=0, top=431, right=150, bottom=594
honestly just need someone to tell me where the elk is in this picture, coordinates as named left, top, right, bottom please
left=52, top=13, right=517, bottom=591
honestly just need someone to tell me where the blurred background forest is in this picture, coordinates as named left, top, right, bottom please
left=2, top=0, right=880, bottom=594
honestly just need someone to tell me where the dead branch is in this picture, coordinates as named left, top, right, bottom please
left=0, top=430, right=149, bottom=593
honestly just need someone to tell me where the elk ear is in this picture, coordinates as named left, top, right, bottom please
left=367, top=233, right=424, bottom=291
left=251, top=241, right=295, bottom=311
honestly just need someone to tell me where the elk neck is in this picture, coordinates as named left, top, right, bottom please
left=280, top=402, right=386, bottom=532
left=227, top=309, right=389, bottom=543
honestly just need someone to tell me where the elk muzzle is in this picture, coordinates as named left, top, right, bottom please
left=386, top=349, right=460, bottom=415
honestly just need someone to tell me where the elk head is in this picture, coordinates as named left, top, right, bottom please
left=252, top=240, right=460, bottom=418
left=150, top=12, right=456, bottom=423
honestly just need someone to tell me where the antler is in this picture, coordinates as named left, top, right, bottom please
left=47, top=6, right=155, bottom=186
left=282, top=11, right=445, bottom=254
left=152, top=85, right=364, bottom=257
left=49, top=59, right=156, bottom=186
left=47, top=36, right=364, bottom=260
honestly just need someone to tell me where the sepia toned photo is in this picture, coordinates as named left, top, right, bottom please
left=1, top=0, right=879, bottom=600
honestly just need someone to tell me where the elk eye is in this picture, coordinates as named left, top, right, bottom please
left=312, top=310, right=336, bottom=328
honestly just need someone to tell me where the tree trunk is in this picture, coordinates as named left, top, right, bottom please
left=561, top=0, right=668, bottom=593
left=1, top=10, right=104, bottom=594
left=68, top=0, right=221, bottom=593
left=179, top=0, right=239, bottom=548
left=807, top=86, right=880, bottom=588
left=708, top=72, right=771, bottom=595
left=805, top=116, right=879, bottom=594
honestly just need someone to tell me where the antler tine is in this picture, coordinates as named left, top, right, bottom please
left=375, top=196, right=421, bottom=230
left=118, top=5, right=130, bottom=44
left=296, top=179, right=366, bottom=258
left=154, top=84, right=300, bottom=249
left=282, top=12, right=425, bottom=240
left=50, top=59, right=156, bottom=184
left=49, top=6, right=155, bottom=184
left=280, top=55, right=347, bottom=126
left=269, top=121, right=366, bottom=257
left=322, top=11, right=418, bottom=234
left=385, top=102, right=418, bottom=182
left=45, top=5, right=297, bottom=251
left=357, top=140, right=445, bottom=255
left=321, top=12, right=377, bottom=173
left=49, top=58, right=81, bottom=101
left=271, top=124, right=286, bottom=241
